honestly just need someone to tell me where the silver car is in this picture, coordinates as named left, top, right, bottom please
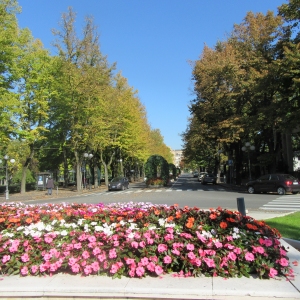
left=108, top=177, right=129, bottom=191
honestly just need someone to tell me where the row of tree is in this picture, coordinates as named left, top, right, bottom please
left=0, top=0, right=173, bottom=193
left=182, top=0, right=300, bottom=183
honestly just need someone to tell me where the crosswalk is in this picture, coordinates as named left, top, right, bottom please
left=80, top=187, right=226, bottom=197
left=259, top=195, right=300, bottom=211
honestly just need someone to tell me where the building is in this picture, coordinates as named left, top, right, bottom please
left=171, top=149, right=183, bottom=167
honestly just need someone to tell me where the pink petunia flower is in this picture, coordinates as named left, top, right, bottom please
left=157, top=244, right=168, bottom=253
left=187, top=252, right=196, bottom=260
left=20, top=266, right=28, bottom=276
left=136, top=266, right=145, bottom=277
left=31, top=265, right=38, bottom=274
left=203, top=258, right=216, bottom=268
left=140, top=257, right=149, bottom=266
left=147, top=262, right=155, bottom=272
left=278, top=257, right=289, bottom=267
left=109, top=248, right=117, bottom=259
left=245, top=252, right=255, bottom=262
left=2, top=255, right=10, bottom=264
left=163, top=255, right=172, bottom=264
left=186, top=243, right=194, bottom=251
left=71, top=263, right=80, bottom=273
left=21, top=253, right=30, bottom=262
left=269, top=268, right=278, bottom=278
left=155, top=265, right=164, bottom=275
left=82, top=250, right=90, bottom=259
left=227, top=252, right=237, bottom=261
left=131, top=241, right=139, bottom=249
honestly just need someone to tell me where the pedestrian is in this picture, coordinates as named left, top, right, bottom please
left=46, top=176, right=54, bottom=195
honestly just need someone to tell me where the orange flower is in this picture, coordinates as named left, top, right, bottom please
left=144, top=223, right=149, bottom=227
left=209, top=213, right=217, bottom=220
left=175, top=211, right=182, bottom=219
left=154, top=209, right=160, bottom=215
left=117, top=216, right=123, bottom=221
left=220, top=221, right=227, bottom=229
left=186, top=221, right=194, bottom=229
left=167, top=216, right=174, bottom=222
left=136, top=212, right=144, bottom=219
left=25, top=218, right=32, bottom=224
left=0, top=217, right=5, bottom=223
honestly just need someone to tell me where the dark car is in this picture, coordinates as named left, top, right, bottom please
left=108, top=176, right=129, bottom=191
left=198, top=172, right=207, bottom=182
left=201, top=173, right=217, bottom=185
left=246, top=174, right=300, bottom=195
left=193, top=171, right=199, bottom=178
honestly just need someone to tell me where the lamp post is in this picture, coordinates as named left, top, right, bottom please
left=242, top=142, right=255, bottom=180
left=118, top=159, right=123, bottom=176
left=83, top=153, right=93, bottom=189
left=217, top=150, right=222, bottom=183
left=0, top=155, right=15, bottom=200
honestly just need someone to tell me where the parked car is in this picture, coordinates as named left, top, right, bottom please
left=198, top=172, right=207, bottom=182
left=108, top=176, right=129, bottom=191
left=193, top=171, right=199, bottom=178
left=246, top=174, right=300, bottom=195
left=201, top=173, right=217, bottom=185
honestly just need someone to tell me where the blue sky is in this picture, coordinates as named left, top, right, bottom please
left=17, top=0, right=286, bottom=150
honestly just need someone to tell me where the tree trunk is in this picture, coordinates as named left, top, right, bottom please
left=20, top=145, right=35, bottom=194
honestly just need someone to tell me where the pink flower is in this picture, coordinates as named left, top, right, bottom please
left=93, top=247, right=101, bottom=255
left=233, top=247, right=242, bottom=255
left=44, top=236, right=53, bottom=244
left=110, top=263, right=119, bottom=274
left=88, top=235, right=96, bottom=243
left=125, top=258, right=135, bottom=265
left=97, top=253, right=106, bottom=262
left=264, top=239, right=273, bottom=247
left=172, top=249, right=180, bottom=256
left=91, top=261, right=100, bottom=272
left=20, top=266, right=28, bottom=276
left=192, top=258, right=202, bottom=267
left=131, top=241, right=138, bottom=249
left=155, top=265, right=163, bottom=275
left=147, top=262, right=155, bottom=272
left=163, top=255, right=172, bottom=264
left=71, top=263, right=80, bottom=273
left=136, top=266, right=145, bottom=277
left=84, top=265, right=93, bottom=275
left=203, top=258, right=215, bottom=268
left=109, top=248, right=117, bottom=259
left=2, top=255, right=10, bottom=264
left=187, top=252, right=196, bottom=260
left=252, top=246, right=265, bottom=254
left=139, top=241, right=146, bottom=248
left=31, top=265, right=38, bottom=274
left=157, top=244, right=168, bottom=253
left=278, top=258, right=289, bottom=267
left=140, top=257, right=149, bottom=266
left=227, top=252, right=237, bottom=261
left=21, top=253, right=30, bottom=262
left=245, top=252, right=255, bottom=262
left=74, top=243, right=82, bottom=249
left=269, top=268, right=278, bottom=278
left=214, top=241, right=223, bottom=248
left=280, top=248, right=287, bottom=256
left=43, top=253, right=52, bottom=261
left=186, top=243, right=194, bottom=251
left=82, top=250, right=90, bottom=259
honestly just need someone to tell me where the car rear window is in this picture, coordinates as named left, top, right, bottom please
left=283, top=175, right=296, bottom=180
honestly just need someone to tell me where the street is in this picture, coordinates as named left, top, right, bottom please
left=27, top=173, right=300, bottom=212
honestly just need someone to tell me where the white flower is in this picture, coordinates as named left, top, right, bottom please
left=60, top=230, right=68, bottom=236
left=233, top=227, right=239, bottom=233
left=84, top=224, right=89, bottom=232
left=158, top=218, right=165, bottom=226
left=45, top=225, right=53, bottom=232
left=127, top=232, right=135, bottom=239
left=90, top=222, right=97, bottom=226
left=94, top=226, right=103, bottom=232
left=232, top=233, right=241, bottom=239
left=51, top=220, right=57, bottom=226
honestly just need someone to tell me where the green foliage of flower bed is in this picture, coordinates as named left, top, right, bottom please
left=0, top=202, right=294, bottom=279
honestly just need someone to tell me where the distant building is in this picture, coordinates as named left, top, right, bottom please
left=171, top=149, right=183, bottom=167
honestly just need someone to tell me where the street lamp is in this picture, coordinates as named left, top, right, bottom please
left=82, top=153, right=93, bottom=189
left=0, top=155, right=15, bottom=200
left=242, top=142, right=255, bottom=180
left=118, top=159, right=123, bottom=176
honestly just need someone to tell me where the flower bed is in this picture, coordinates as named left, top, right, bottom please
left=0, top=202, right=294, bottom=279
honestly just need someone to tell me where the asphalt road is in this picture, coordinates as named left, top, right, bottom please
left=27, top=173, right=300, bottom=212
